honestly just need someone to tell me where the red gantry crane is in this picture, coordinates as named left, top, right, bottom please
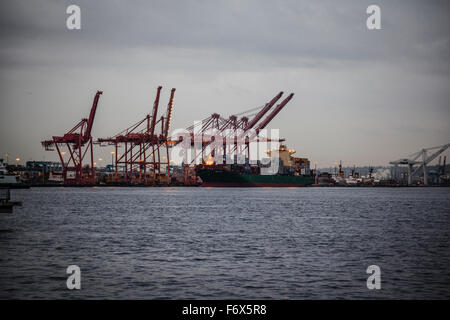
left=96, top=86, right=176, bottom=185
left=172, top=91, right=293, bottom=185
left=41, top=90, right=103, bottom=184
left=178, top=91, right=292, bottom=166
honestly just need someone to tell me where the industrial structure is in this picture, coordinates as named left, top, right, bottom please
left=179, top=92, right=293, bottom=166
left=41, top=91, right=103, bottom=184
left=173, top=91, right=294, bottom=183
left=37, top=87, right=449, bottom=187
left=97, top=86, right=175, bottom=185
left=38, top=89, right=297, bottom=185
left=390, top=143, right=450, bottom=185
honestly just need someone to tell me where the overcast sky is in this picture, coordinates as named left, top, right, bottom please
left=0, top=0, right=449, bottom=167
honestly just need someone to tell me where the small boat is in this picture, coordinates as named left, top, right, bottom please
left=0, top=159, right=29, bottom=188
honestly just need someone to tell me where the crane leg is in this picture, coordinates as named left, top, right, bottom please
left=408, top=164, right=413, bottom=186
left=422, top=150, right=428, bottom=186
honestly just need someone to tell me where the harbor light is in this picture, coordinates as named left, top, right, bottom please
left=205, top=156, right=214, bottom=166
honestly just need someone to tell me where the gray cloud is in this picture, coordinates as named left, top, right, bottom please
left=0, top=0, right=449, bottom=166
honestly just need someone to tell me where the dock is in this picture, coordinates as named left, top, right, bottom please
left=0, top=188, right=22, bottom=213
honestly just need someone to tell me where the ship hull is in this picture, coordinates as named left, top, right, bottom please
left=197, top=169, right=314, bottom=187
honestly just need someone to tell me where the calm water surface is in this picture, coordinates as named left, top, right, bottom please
left=0, top=187, right=449, bottom=299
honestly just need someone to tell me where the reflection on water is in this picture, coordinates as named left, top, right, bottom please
left=0, top=187, right=449, bottom=299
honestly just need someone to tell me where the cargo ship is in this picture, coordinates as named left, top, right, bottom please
left=196, top=168, right=314, bottom=187
left=196, top=145, right=314, bottom=187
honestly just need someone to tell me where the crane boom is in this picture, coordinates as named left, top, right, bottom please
left=83, top=91, right=103, bottom=142
left=243, top=91, right=283, bottom=132
left=411, top=143, right=450, bottom=176
left=255, top=93, right=294, bottom=132
left=164, top=88, right=176, bottom=138
left=150, top=86, right=162, bottom=137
